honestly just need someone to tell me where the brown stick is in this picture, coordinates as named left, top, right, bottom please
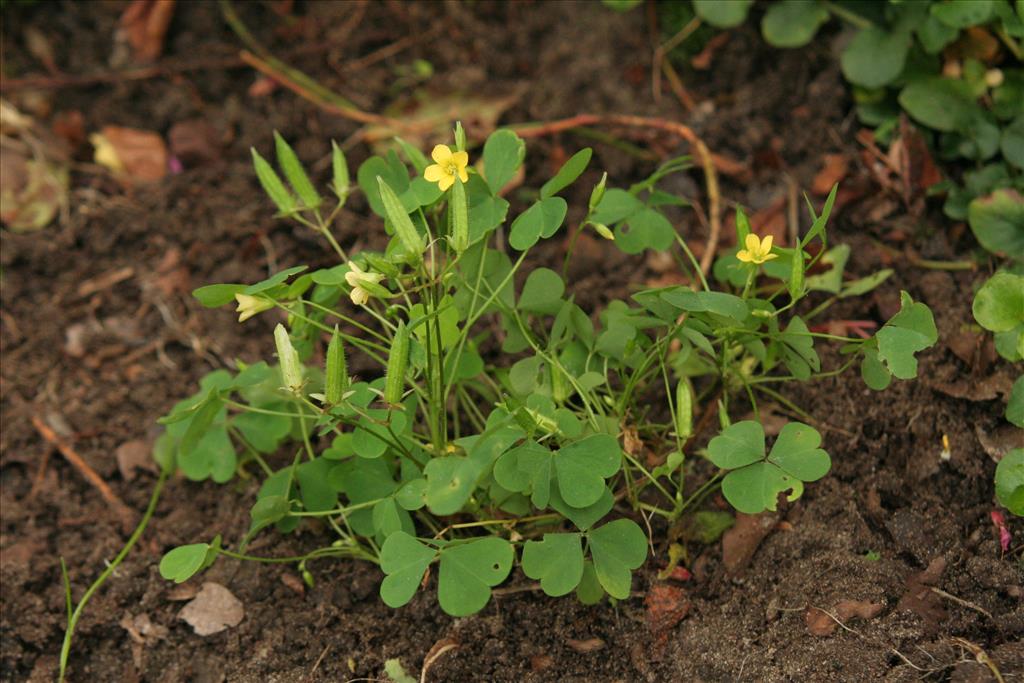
left=31, top=414, right=137, bottom=531
left=513, top=114, right=722, bottom=275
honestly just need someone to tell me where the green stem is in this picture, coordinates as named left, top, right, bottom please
left=59, top=471, right=169, bottom=682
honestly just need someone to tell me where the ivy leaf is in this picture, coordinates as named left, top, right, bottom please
left=875, top=291, right=938, bottom=380
left=587, top=519, right=648, bottom=600
left=555, top=434, right=622, bottom=508
left=521, top=533, right=585, bottom=597
left=379, top=532, right=436, bottom=608
left=437, top=537, right=514, bottom=616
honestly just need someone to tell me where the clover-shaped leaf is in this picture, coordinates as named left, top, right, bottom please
left=521, top=533, right=584, bottom=597
left=493, top=442, right=553, bottom=508
left=379, top=532, right=436, bottom=608
left=874, top=291, right=938, bottom=381
left=587, top=519, right=648, bottom=600
left=555, top=434, right=622, bottom=508
left=438, top=537, right=514, bottom=616
left=708, top=421, right=831, bottom=514
left=509, top=197, right=567, bottom=250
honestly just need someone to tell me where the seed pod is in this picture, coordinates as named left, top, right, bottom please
left=450, top=176, right=469, bottom=253
left=331, top=140, right=349, bottom=203
left=274, top=324, right=303, bottom=394
left=454, top=121, right=467, bottom=152
left=550, top=363, right=571, bottom=404
left=274, top=131, right=321, bottom=209
left=377, top=177, right=425, bottom=261
left=251, top=148, right=296, bottom=214
left=325, top=325, right=348, bottom=404
left=675, top=377, right=693, bottom=440
left=588, top=171, right=607, bottom=212
left=384, top=322, right=410, bottom=405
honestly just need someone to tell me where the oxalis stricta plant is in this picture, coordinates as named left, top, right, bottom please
left=155, top=124, right=937, bottom=615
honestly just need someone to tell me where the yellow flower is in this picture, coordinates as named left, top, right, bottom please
left=736, top=233, right=778, bottom=265
left=234, top=293, right=274, bottom=322
left=423, top=144, right=469, bottom=191
left=344, top=261, right=384, bottom=306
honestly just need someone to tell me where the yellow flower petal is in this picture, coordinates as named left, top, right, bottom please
left=761, top=235, right=774, bottom=252
left=736, top=250, right=754, bottom=263
left=350, top=286, right=369, bottom=306
left=761, top=253, right=779, bottom=261
left=438, top=175, right=454, bottom=192
left=745, top=233, right=760, bottom=252
left=457, top=166, right=469, bottom=183
left=431, top=144, right=453, bottom=165
left=451, top=151, right=469, bottom=169
left=424, top=164, right=444, bottom=183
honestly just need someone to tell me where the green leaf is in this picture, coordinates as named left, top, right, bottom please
left=967, top=189, right=1024, bottom=259
left=424, top=456, right=482, bottom=515
left=179, top=391, right=223, bottom=461
left=243, top=265, right=309, bottom=295
left=251, top=148, right=296, bottom=214
left=555, top=434, right=622, bottom=508
left=973, top=272, right=1024, bottom=332
left=521, top=533, right=585, bottom=597
left=898, top=77, right=975, bottom=132
left=841, top=27, right=911, bottom=88
left=330, top=140, right=350, bottom=199
left=707, top=420, right=765, bottom=470
left=1007, top=377, right=1024, bottom=428
left=249, top=493, right=290, bottom=536
left=614, top=208, right=675, bottom=254
left=778, top=316, right=820, bottom=381
left=709, top=421, right=831, bottom=514
left=996, top=448, right=1024, bottom=515
left=693, top=0, right=753, bottom=28
left=861, top=347, right=892, bottom=391
left=768, top=422, right=831, bottom=481
left=587, top=519, right=647, bottom=600
left=519, top=268, right=565, bottom=315
left=840, top=269, right=893, bottom=298
left=591, top=188, right=644, bottom=225
left=493, top=442, right=554, bottom=507
left=549, top=484, right=614, bottom=531
left=159, top=543, right=211, bottom=583
left=762, top=0, right=829, bottom=48
left=383, top=659, right=417, bottom=683
left=875, top=291, right=938, bottom=380
left=379, top=532, right=436, bottom=608
left=357, top=152, right=409, bottom=217
left=917, top=14, right=959, bottom=53
left=193, top=283, right=246, bottom=308
left=661, top=289, right=749, bottom=322
left=509, top=198, right=566, bottom=250
left=1001, top=117, right=1024, bottom=169
left=931, top=0, right=994, bottom=28
left=482, top=129, right=525, bottom=195
left=274, top=131, right=321, bottom=209
left=437, top=537, right=514, bottom=616
left=540, top=148, right=592, bottom=199
left=576, top=560, right=604, bottom=604
left=509, top=356, right=544, bottom=395
left=296, top=457, right=337, bottom=512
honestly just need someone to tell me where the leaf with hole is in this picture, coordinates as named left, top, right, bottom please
left=437, top=536, right=514, bottom=616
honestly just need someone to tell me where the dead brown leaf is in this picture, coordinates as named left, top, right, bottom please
left=178, top=582, right=245, bottom=636
left=118, top=0, right=176, bottom=63
left=91, top=126, right=168, bottom=183
left=721, top=511, right=778, bottom=574
left=168, top=119, right=222, bottom=168
left=115, top=440, right=158, bottom=481
left=897, top=556, right=947, bottom=632
left=566, top=637, right=605, bottom=653
left=805, top=600, right=884, bottom=636
left=812, top=154, right=849, bottom=196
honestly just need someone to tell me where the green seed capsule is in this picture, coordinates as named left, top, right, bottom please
left=377, top=176, right=425, bottom=261
left=550, top=364, right=571, bottom=404
left=384, top=322, right=410, bottom=405
left=274, top=324, right=303, bottom=394
left=675, top=377, right=693, bottom=440
left=789, top=245, right=805, bottom=300
left=450, top=176, right=469, bottom=254
left=325, top=326, right=348, bottom=404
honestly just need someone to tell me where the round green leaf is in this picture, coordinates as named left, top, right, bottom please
left=555, top=434, right=622, bottom=508
left=693, top=0, right=753, bottom=28
left=519, top=268, right=565, bottom=315
left=973, top=272, right=1024, bottom=332
left=767, top=422, right=831, bottom=481
left=482, top=129, right=525, bottom=195
left=521, top=533, right=585, bottom=597
left=379, top=532, right=436, bottom=608
left=707, top=421, right=765, bottom=470
left=898, top=77, right=975, bottom=132
left=437, top=537, right=514, bottom=616
left=721, top=461, right=801, bottom=514
left=159, top=543, right=210, bottom=583
left=841, top=27, right=911, bottom=88
left=587, top=519, right=648, bottom=600
left=967, top=189, right=1024, bottom=259
left=930, top=0, right=994, bottom=28
left=995, top=448, right=1024, bottom=516
left=762, top=0, right=829, bottom=48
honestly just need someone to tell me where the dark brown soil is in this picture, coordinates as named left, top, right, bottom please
left=2, top=2, right=1021, bottom=682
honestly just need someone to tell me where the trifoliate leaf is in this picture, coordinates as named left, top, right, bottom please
left=875, top=291, right=938, bottom=380
left=555, top=434, right=622, bottom=508
left=587, top=519, right=648, bottom=600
